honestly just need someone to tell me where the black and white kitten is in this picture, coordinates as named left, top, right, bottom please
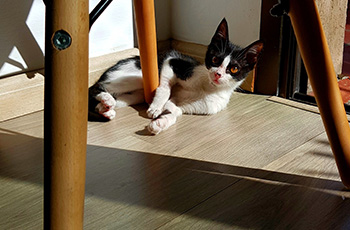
left=89, top=18, right=263, bottom=134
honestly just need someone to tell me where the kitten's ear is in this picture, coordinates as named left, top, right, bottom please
left=241, top=40, right=264, bottom=69
left=212, top=18, right=229, bottom=41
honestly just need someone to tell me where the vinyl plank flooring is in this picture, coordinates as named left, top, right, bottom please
left=263, top=132, right=340, bottom=181
left=88, top=93, right=326, bottom=168
left=158, top=123, right=350, bottom=230
left=170, top=94, right=326, bottom=167
left=0, top=128, right=43, bottom=230
left=158, top=131, right=349, bottom=229
left=158, top=174, right=349, bottom=230
left=83, top=147, right=240, bottom=229
left=0, top=178, right=42, bottom=230
left=1, top=93, right=349, bottom=229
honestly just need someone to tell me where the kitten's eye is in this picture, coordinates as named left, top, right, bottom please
left=230, top=66, right=239, bottom=74
left=212, top=56, right=219, bottom=64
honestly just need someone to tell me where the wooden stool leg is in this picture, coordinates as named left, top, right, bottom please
left=44, top=0, right=89, bottom=229
left=289, top=0, right=350, bottom=188
left=133, top=0, right=159, bottom=104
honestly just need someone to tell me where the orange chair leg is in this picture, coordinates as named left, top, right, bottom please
left=44, top=0, right=89, bottom=229
left=133, top=0, right=159, bottom=104
left=289, top=0, right=350, bottom=188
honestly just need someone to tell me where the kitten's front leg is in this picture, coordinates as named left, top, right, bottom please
left=147, top=61, right=176, bottom=119
left=147, top=86, right=171, bottom=118
left=148, top=100, right=182, bottom=135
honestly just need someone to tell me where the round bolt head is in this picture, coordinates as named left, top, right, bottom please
left=52, top=30, right=72, bottom=50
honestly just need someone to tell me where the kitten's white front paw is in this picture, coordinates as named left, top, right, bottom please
left=148, top=118, right=167, bottom=135
left=147, top=106, right=163, bottom=119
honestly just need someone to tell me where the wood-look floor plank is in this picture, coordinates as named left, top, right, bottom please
left=83, top=146, right=240, bottom=229
left=88, top=93, right=326, bottom=168
left=1, top=93, right=349, bottom=229
left=158, top=125, right=350, bottom=230
left=169, top=93, right=326, bottom=167
left=158, top=175, right=349, bottom=230
left=263, top=132, right=341, bottom=181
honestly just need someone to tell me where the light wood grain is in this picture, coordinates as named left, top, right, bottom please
left=0, top=71, right=44, bottom=122
left=1, top=93, right=349, bottom=229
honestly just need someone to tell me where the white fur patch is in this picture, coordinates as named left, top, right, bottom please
left=115, top=89, right=145, bottom=108
left=104, top=61, right=143, bottom=95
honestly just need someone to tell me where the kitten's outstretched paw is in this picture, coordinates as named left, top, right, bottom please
left=147, top=107, right=163, bottom=119
left=95, top=92, right=117, bottom=120
left=148, top=118, right=167, bottom=135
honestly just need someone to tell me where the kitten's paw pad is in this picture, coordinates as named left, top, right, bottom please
left=96, top=92, right=116, bottom=109
left=96, top=102, right=116, bottom=120
left=147, top=107, right=163, bottom=119
left=101, top=109, right=116, bottom=120
left=148, top=118, right=167, bottom=135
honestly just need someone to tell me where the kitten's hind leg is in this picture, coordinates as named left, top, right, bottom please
left=148, top=100, right=182, bottom=135
left=95, top=92, right=117, bottom=120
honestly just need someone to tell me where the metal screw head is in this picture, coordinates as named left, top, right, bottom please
left=52, top=30, right=72, bottom=50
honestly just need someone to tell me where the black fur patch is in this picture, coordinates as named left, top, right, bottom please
left=168, top=51, right=200, bottom=81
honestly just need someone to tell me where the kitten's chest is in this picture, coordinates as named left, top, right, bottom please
left=171, top=83, right=232, bottom=108
left=170, top=65, right=233, bottom=113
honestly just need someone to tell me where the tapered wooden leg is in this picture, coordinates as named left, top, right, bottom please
left=133, top=0, right=159, bottom=104
left=289, top=0, right=350, bottom=188
left=44, top=0, right=89, bottom=229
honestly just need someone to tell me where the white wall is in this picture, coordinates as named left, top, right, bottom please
left=89, top=0, right=134, bottom=58
left=170, top=0, right=262, bottom=47
left=0, top=0, right=45, bottom=77
left=0, top=0, right=134, bottom=77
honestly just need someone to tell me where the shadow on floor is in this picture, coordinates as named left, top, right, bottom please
left=0, top=129, right=349, bottom=229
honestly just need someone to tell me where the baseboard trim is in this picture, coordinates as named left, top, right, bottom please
left=268, top=96, right=350, bottom=121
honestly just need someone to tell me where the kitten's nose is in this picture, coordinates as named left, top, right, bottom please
left=214, top=72, right=221, bottom=78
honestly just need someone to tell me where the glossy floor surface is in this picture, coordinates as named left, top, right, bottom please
left=1, top=93, right=349, bottom=229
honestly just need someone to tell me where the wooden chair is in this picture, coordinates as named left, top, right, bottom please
left=43, top=0, right=350, bottom=229
left=44, top=1, right=158, bottom=229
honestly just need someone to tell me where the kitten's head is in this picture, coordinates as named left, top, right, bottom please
left=205, top=18, right=263, bottom=89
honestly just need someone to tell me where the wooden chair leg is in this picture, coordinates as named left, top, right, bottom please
left=133, top=0, right=159, bottom=104
left=289, top=0, right=350, bottom=189
left=44, top=0, right=89, bottom=229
